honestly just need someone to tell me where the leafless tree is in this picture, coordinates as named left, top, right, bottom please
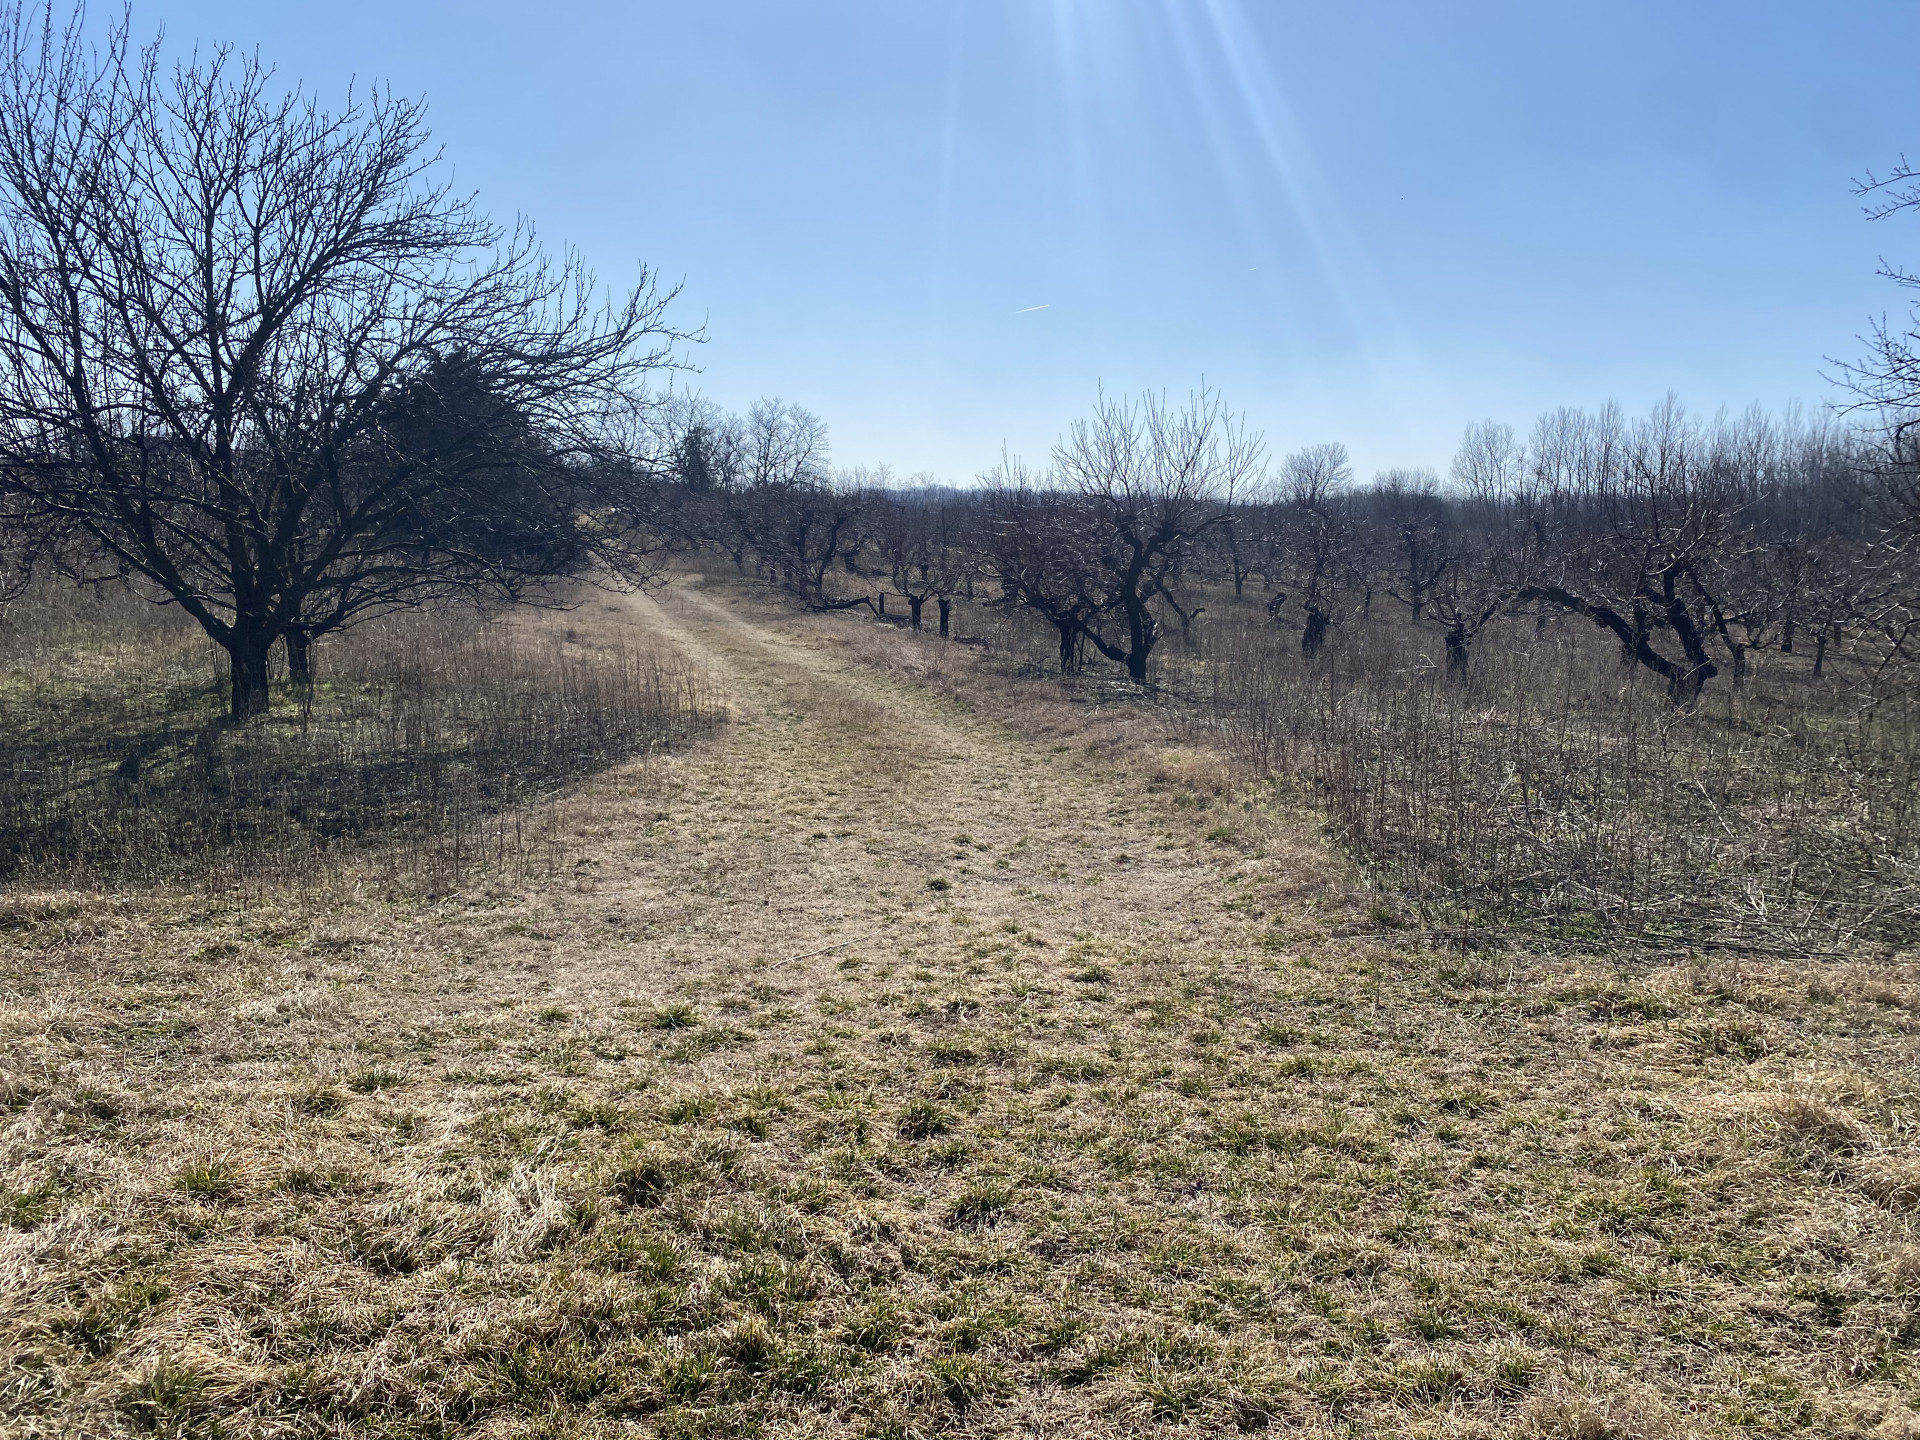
left=1364, top=466, right=1451, bottom=623
left=0, top=9, right=684, bottom=716
left=668, top=399, right=747, bottom=496
left=1270, top=442, right=1353, bottom=657
left=756, top=481, right=871, bottom=610
left=741, top=399, right=829, bottom=492
left=716, top=399, right=831, bottom=581
left=748, top=466, right=872, bottom=613
left=1052, top=389, right=1262, bottom=681
left=0, top=484, right=36, bottom=613
left=1512, top=400, right=1745, bottom=704
left=1838, top=157, right=1920, bottom=437
left=1424, top=420, right=1537, bottom=679
left=872, top=482, right=973, bottom=634
left=982, top=458, right=1107, bottom=672
left=1852, top=425, right=1920, bottom=696
left=1207, top=468, right=1274, bottom=599
left=646, top=392, right=751, bottom=571
left=1835, top=157, right=1920, bottom=696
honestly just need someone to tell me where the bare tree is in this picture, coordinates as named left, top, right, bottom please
left=1852, top=425, right=1920, bottom=696
left=741, top=399, right=830, bottom=493
left=1835, top=157, right=1920, bottom=697
left=1208, top=468, right=1273, bottom=600
left=990, top=474, right=1098, bottom=675
left=1052, top=389, right=1261, bottom=682
left=1838, top=156, right=1920, bottom=436
left=982, top=458, right=1106, bottom=672
left=872, top=482, right=973, bottom=635
left=722, top=399, right=834, bottom=599
left=753, top=480, right=871, bottom=610
left=1365, top=466, right=1451, bottom=623
left=1513, top=400, right=1742, bottom=705
left=1426, top=420, right=1538, bottom=680
left=0, top=9, right=684, bottom=717
left=0, top=484, right=36, bottom=614
left=1271, top=442, right=1353, bottom=657
left=744, top=445, right=874, bottom=612
left=667, top=398, right=747, bottom=496
left=646, top=393, right=751, bottom=572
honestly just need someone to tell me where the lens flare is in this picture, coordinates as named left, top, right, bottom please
left=1041, top=0, right=1432, bottom=441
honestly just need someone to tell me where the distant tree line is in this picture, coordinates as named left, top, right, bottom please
left=643, top=157, right=1920, bottom=711
left=1, top=1, right=1915, bottom=726
left=647, top=382, right=1920, bottom=707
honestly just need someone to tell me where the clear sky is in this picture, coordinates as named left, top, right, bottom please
left=126, top=0, right=1919, bottom=481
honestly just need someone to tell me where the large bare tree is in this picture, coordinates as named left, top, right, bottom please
left=982, top=459, right=1107, bottom=672
left=1511, top=400, right=1743, bottom=704
left=1052, top=389, right=1261, bottom=682
left=872, top=482, right=973, bottom=635
left=0, top=9, right=683, bottom=716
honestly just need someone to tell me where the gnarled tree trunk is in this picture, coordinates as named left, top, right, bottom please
left=227, top=632, right=274, bottom=720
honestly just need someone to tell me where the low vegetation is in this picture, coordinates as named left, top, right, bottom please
left=3, top=582, right=1913, bottom=1439
left=0, top=7, right=1912, bottom=1437
left=1199, top=600, right=1920, bottom=951
left=0, top=580, right=719, bottom=891
left=653, top=384, right=1920, bottom=953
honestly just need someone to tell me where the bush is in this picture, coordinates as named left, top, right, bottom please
left=1183, top=599, right=1920, bottom=948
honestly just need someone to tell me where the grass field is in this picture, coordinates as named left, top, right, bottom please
left=2, top=576, right=1917, bottom=1438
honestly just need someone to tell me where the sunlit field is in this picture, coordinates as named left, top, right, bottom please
left=3, top=576, right=1915, bottom=1439
left=3, top=1, right=1920, bottom=1436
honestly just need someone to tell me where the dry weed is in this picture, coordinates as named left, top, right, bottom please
left=1519, top=1371, right=1683, bottom=1439
left=0, top=580, right=1914, bottom=1437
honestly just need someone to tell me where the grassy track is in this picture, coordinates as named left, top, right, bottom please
left=2, top=576, right=1916, bottom=1438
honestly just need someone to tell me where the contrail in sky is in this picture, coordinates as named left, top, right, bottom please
left=1015, top=304, right=1050, bottom=314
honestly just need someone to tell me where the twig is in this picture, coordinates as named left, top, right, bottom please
left=771, top=928, right=886, bottom=968
left=1417, top=925, right=1865, bottom=961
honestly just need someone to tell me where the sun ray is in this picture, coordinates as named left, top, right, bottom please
left=1187, top=0, right=1430, bottom=408
left=921, top=0, right=967, bottom=367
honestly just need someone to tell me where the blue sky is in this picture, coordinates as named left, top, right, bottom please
left=135, top=1, right=1918, bottom=481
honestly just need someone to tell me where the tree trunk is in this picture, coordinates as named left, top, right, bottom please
left=1518, top=585, right=1718, bottom=708
left=1057, top=619, right=1079, bottom=673
left=1629, top=606, right=1651, bottom=664
left=1445, top=623, right=1469, bottom=682
left=228, top=635, right=273, bottom=720
left=1781, top=615, right=1795, bottom=655
left=285, top=630, right=313, bottom=689
left=1663, top=593, right=1718, bottom=705
left=906, top=595, right=923, bottom=630
left=878, top=592, right=886, bottom=616
left=1813, top=627, right=1828, bottom=678
left=937, top=597, right=951, bottom=638
left=1302, top=607, right=1329, bottom=659
left=1123, top=599, right=1155, bottom=682
left=1667, top=664, right=1711, bottom=706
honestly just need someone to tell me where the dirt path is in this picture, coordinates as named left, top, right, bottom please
left=554, top=580, right=1317, bottom=1015
left=2, top=580, right=1915, bottom=1440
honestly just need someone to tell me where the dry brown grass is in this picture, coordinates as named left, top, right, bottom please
left=1176, top=597, right=1920, bottom=953
left=0, top=581, right=719, bottom=891
left=0, top=574, right=1916, bottom=1438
